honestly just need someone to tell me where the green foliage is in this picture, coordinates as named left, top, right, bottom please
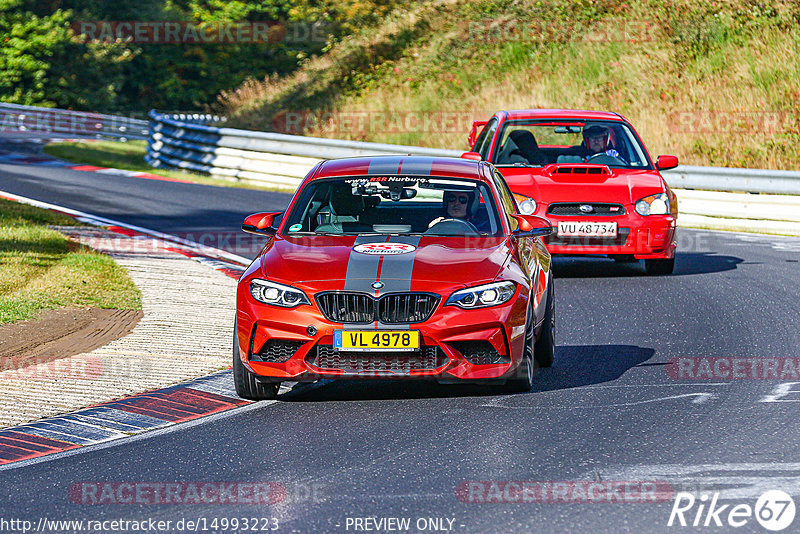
left=0, top=0, right=415, bottom=112
left=0, top=0, right=137, bottom=109
left=220, top=0, right=800, bottom=170
left=0, top=2, right=127, bottom=108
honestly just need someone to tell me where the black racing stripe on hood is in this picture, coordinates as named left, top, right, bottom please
left=376, top=235, right=422, bottom=296
left=343, top=235, right=386, bottom=293
left=373, top=235, right=423, bottom=330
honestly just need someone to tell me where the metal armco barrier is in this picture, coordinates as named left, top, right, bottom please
left=0, top=103, right=149, bottom=141
left=146, top=110, right=461, bottom=189
left=145, top=110, right=800, bottom=236
left=662, top=165, right=800, bottom=196
left=673, top=189, right=800, bottom=236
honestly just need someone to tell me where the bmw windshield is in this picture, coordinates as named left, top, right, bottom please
left=282, top=176, right=505, bottom=237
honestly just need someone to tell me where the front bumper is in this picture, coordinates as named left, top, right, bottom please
left=541, top=211, right=677, bottom=259
left=235, top=285, right=529, bottom=382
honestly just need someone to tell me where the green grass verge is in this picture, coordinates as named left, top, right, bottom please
left=0, top=199, right=142, bottom=324
left=42, top=140, right=284, bottom=191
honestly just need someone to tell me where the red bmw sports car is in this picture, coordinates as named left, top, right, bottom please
left=234, top=156, right=555, bottom=399
left=464, top=109, right=679, bottom=275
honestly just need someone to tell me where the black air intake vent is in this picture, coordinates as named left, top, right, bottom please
left=548, top=203, right=625, bottom=216
left=252, top=339, right=305, bottom=363
left=310, top=345, right=446, bottom=373
left=316, top=292, right=439, bottom=324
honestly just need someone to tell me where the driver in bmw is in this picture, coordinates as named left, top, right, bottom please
left=428, top=190, right=489, bottom=232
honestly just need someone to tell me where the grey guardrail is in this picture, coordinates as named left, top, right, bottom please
left=145, top=111, right=800, bottom=235
left=148, top=109, right=460, bottom=158
left=147, top=110, right=800, bottom=194
left=661, top=165, right=800, bottom=196
left=146, top=110, right=462, bottom=188
left=0, top=102, right=149, bottom=141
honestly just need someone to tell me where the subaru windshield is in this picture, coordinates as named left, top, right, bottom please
left=492, top=120, right=653, bottom=169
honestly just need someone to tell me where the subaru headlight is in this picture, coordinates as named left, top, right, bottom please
left=445, top=281, right=516, bottom=309
left=635, top=193, right=670, bottom=216
left=514, top=194, right=537, bottom=215
left=249, top=279, right=311, bottom=308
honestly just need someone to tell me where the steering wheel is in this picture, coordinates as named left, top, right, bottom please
left=586, top=152, right=627, bottom=165
left=425, top=218, right=480, bottom=236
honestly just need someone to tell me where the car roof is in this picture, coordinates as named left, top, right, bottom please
left=313, top=155, right=489, bottom=181
left=501, top=109, right=625, bottom=121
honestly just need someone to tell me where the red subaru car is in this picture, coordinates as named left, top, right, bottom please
left=234, top=156, right=555, bottom=399
left=464, top=110, right=679, bottom=275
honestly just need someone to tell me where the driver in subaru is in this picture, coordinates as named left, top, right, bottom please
left=581, top=124, right=623, bottom=161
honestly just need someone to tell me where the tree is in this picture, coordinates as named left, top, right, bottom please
left=0, top=0, right=134, bottom=109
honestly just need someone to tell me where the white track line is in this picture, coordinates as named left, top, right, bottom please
left=0, top=189, right=252, bottom=266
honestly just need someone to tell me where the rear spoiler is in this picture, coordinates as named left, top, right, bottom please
left=467, top=120, right=488, bottom=148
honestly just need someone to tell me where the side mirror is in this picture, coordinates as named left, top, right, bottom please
left=510, top=214, right=554, bottom=238
left=460, top=151, right=482, bottom=161
left=656, top=155, right=679, bottom=171
left=242, top=212, right=282, bottom=235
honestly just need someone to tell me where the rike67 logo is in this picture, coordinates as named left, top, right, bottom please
left=668, top=490, right=796, bottom=531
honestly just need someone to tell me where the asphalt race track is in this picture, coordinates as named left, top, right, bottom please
left=2, top=149, right=800, bottom=533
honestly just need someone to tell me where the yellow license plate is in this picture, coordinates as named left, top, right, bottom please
left=334, top=330, right=419, bottom=352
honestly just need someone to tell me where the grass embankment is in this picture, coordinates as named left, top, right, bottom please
left=0, top=199, right=141, bottom=324
left=42, top=140, right=280, bottom=191
left=217, top=0, right=800, bottom=170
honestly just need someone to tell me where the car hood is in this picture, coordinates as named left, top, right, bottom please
left=256, top=235, right=511, bottom=293
left=498, top=166, right=667, bottom=205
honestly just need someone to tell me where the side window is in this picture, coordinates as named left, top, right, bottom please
left=492, top=169, right=519, bottom=231
left=475, top=119, right=498, bottom=160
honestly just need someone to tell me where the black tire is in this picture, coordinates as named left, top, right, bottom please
left=233, top=328, right=280, bottom=400
left=504, top=298, right=537, bottom=393
left=644, top=257, right=675, bottom=275
left=533, top=281, right=555, bottom=368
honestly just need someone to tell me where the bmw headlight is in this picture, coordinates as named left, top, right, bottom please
left=635, top=193, right=670, bottom=216
left=445, top=281, right=516, bottom=309
left=249, top=279, right=311, bottom=308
